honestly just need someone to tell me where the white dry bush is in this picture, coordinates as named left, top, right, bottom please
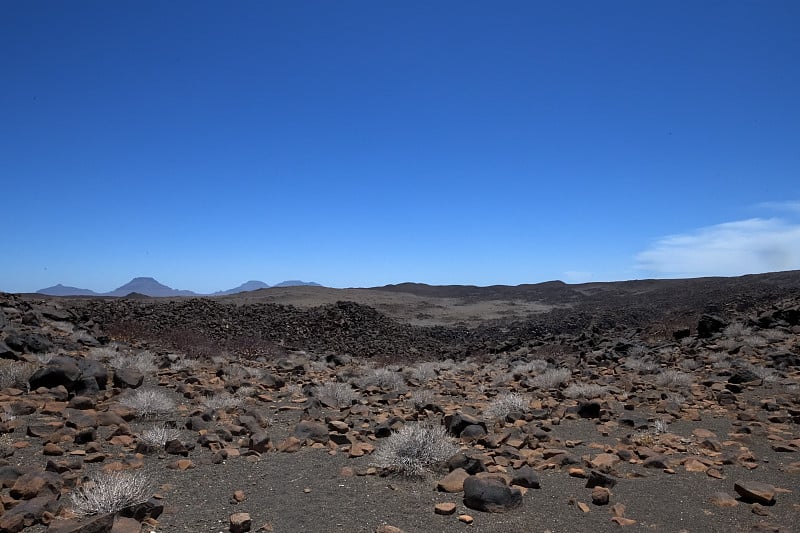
left=723, top=322, right=751, bottom=338
left=655, top=370, right=693, bottom=390
left=110, top=350, right=157, bottom=374
left=410, top=362, right=438, bottom=384
left=652, top=418, right=669, bottom=435
left=138, top=423, right=181, bottom=448
left=409, top=389, right=435, bottom=410
left=530, top=368, right=571, bottom=389
left=170, top=355, right=199, bottom=372
left=372, top=423, right=459, bottom=476
left=563, top=383, right=609, bottom=399
left=624, top=357, right=659, bottom=374
left=88, top=345, right=120, bottom=361
left=118, top=388, right=176, bottom=418
left=71, top=470, right=154, bottom=516
left=483, top=392, right=528, bottom=419
left=314, top=382, right=359, bottom=408
left=360, top=368, right=405, bottom=391
left=511, top=359, right=549, bottom=377
left=745, top=364, right=778, bottom=383
left=201, top=392, right=242, bottom=411
left=0, top=360, right=37, bottom=390
left=234, top=385, right=257, bottom=399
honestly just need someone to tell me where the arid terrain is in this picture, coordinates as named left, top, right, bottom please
left=0, top=272, right=798, bottom=532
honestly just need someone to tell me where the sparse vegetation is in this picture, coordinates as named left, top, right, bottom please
left=483, top=392, right=528, bottom=419
left=563, top=383, right=609, bottom=399
left=201, top=392, right=243, bottom=411
left=138, top=423, right=182, bottom=448
left=71, top=470, right=154, bottom=516
left=110, top=350, right=158, bottom=374
left=359, top=368, right=405, bottom=391
left=0, top=360, right=37, bottom=390
left=530, top=368, right=571, bottom=389
left=118, top=387, right=176, bottom=418
left=655, top=369, right=693, bottom=390
left=372, top=423, right=459, bottom=476
left=314, top=381, right=359, bottom=408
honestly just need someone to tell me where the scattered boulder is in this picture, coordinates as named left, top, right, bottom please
left=734, top=480, right=776, bottom=505
left=463, top=475, right=523, bottom=513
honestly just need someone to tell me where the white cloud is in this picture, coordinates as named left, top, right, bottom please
left=755, top=201, right=800, bottom=213
left=636, top=218, right=800, bottom=277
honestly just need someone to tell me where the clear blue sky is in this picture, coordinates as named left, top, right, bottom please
left=2, top=1, right=799, bottom=293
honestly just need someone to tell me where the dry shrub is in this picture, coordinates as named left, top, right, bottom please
left=71, top=470, right=154, bottom=516
left=530, top=368, right=571, bottom=389
left=483, top=392, right=528, bottom=419
left=0, top=360, right=37, bottom=390
left=372, top=423, right=459, bottom=476
left=314, top=382, right=359, bottom=408
left=563, top=383, right=609, bottom=399
left=118, top=388, right=176, bottom=418
left=138, top=423, right=181, bottom=448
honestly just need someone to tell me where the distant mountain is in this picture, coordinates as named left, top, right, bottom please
left=272, top=280, right=322, bottom=288
left=213, top=280, right=271, bottom=295
left=37, top=284, right=100, bottom=297
left=35, top=277, right=322, bottom=296
left=105, top=277, right=198, bottom=297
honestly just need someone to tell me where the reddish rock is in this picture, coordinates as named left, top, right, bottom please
left=437, top=468, right=469, bottom=493
left=434, top=502, right=457, bottom=515
left=230, top=512, right=252, bottom=533
left=734, top=480, right=776, bottom=505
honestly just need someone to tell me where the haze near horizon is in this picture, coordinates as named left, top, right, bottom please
left=2, top=1, right=799, bottom=294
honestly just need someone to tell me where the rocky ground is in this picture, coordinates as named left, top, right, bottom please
left=0, top=272, right=798, bottom=532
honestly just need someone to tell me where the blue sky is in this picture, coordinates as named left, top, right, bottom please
left=2, top=1, right=799, bottom=293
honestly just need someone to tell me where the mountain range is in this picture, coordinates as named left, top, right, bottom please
left=36, top=277, right=321, bottom=297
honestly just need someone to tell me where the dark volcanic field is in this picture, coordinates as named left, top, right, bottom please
left=0, top=271, right=798, bottom=533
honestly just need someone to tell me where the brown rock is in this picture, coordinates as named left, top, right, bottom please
left=734, top=480, right=776, bottom=505
left=232, top=490, right=247, bottom=503
left=230, top=512, right=252, bottom=533
left=374, top=526, right=406, bottom=533
left=710, top=492, right=738, bottom=507
left=434, top=502, right=457, bottom=515
left=110, top=516, right=141, bottom=533
left=348, top=442, right=374, bottom=458
left=46, top=513, right=115, bottom=533
left=683, top=458, right=708, bottom=472
left=277, top=436, right=302, bottom=453
left=10, top=471, right=63, bottom=499
left=591, top=486, right=610, bottom=505
left=437, top=468, right=470, bottom=493
left=457, top=515, right=474, bottom=524
left=589, top=453, right=619, bottom=469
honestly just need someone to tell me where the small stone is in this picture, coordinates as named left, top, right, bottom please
left=577, top=502, right=590, bottom=513
left=591, top=486, right=610, bottom=505
left=434, top=502, right=457, bottom=515
left=710, top=492, right=738, bottom=508
left=42, top=443, right=64, bottom=456
left=734, top=480, right=776, bottom=505
left=374, top=526, right=406, bottom=533
left=611, top=517, right=637, bottom=526
left=437, top=468, right=469, bottom=493
left=277, top=436, right=302, bottom=453
left=751, top=503, right=770, bottom=516
left=233, top=490, right=246, bottom=503
left=457, top=514, right=474, bottom=524
left=684, top=458, right=708, bottom=473
left=230, top=512, right=252, bottom=533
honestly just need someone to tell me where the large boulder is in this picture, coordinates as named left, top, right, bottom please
left=697, top=314, right=726, bottom=338
left=463, top=475, right=523, bottom=513
left=28, top=358, right=81, bottom=391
